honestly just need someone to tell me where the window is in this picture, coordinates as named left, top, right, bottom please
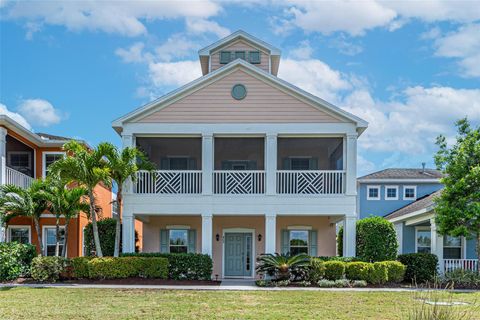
left=443, top=236, right=462, bottom=259
left=234, top=51, right=246, bottom=60
left=169, top=229, right=188, bottom=253
left=7, top=151, right=31, bottom=173
left=291, top=158, right=311, bottom=170
left=44, top=227, right=65, bottom=256
left=160, top=157, right=196, bottom=170
left=8, top=226, right=30, bottom=244
left=403, top=186, right=417, bottom=200
left=249, top=51, right=260, bottom=64
left=289, top=230, right=309, bottom=255
left=385, top=186, right=398, bottom=200
left=220, top=51, right=231, bottom=64
left=367, top=185, right=380, bottom=200
left=43, top=152, right=65, bottom=177
left=416, top=229, right=431, bottom=254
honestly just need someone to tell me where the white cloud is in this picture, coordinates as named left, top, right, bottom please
left=148, top=60, right=201, bottom=88
left=289, top=40, right=313, bottom=60
left=3, top=0, right=222, bottom=37
left=154, top=34, right=198, bottom=62
left=185, top=18, right=230, bottom=38
left=115, top=42, right=147, bottom=64
left=433, top=24, right=480, bottom=77
left=0, top=103, right=31, bottom=130
left=17, top=99, right=62, bottom=127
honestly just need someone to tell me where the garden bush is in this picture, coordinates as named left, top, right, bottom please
left=308, top=258, right=325, bottom=282
left=442, top=269, right=480, bottom=287
left=323, top=260, right=345, bottom=280
left=0, top=242, right=36, bottom=281
left=69, top=257, right=93, bottom=278
left=86, top=257, right=168, bottom=279
left=367, top=262, right=388, bottom=284
left=316, top=255, right=359, bottom=263
left=356, top=217, right=398, bottom=262
left=397, top=253, right=438, bottom=283
left=383, top=261, right=406, bottom=283
left=31, top=256, right=68, bottom=282
left=345, top=261, right=372, bottom=281
left=84, top=218, right=117, bottom=256
left=121, top=252, right=212, bottom=280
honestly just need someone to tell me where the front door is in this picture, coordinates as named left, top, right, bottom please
left=224, top=232, right=253, bottom=277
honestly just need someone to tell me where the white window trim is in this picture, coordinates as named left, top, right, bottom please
left=367, top=185, right=380, bottom=200
left=42, top=225, right=66, bottom=256
left=7, top=225, right=31, bottom=243
left=385, top=185, right=399, bottom=200
left=403, top=185, right=417, bottom=200
left=42, top=151, right=66, bottom=178
left=415, top=226, right=431, bottom=253
left=288, top=229, right=310, bottom=254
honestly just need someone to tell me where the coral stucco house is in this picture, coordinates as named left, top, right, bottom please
left=0, top=114, right=113, bottom=257
left=112, top=31, right=368, bottom=279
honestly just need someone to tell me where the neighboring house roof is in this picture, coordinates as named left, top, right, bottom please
left=384, top=189, right=442, bottom=221
left=36, top=132, right=72, bottom=141
left=358, top=168, right=443, bottom=183
left=112, top=59, right=368, bottom=135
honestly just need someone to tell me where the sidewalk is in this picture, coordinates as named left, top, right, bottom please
left=1, top=282, right=478, bottom=292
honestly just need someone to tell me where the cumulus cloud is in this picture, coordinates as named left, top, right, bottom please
left=0, top=103, right=31, bottom=130
left=17, top=99, right=62, bottom=127
left=185, top=18, right=230, bottom=38
left=148, top=60, right=201, bottom=88
left=2, top=0, right=221, bottom=37
left=289, top=40, right=313, bottom=60
left=115, top=42, right=147, bottom=64
left=433, top=24, right=480, bottom=78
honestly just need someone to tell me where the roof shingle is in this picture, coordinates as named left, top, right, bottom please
left=384, top=189, right=442, bottom=220
left=359, top=168, right=443, bottom=180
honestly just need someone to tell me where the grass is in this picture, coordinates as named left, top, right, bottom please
left=0, top=287, right=479, bottom=319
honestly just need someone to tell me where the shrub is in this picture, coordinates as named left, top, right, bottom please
left=308, top=258, right=325, bottom=282
left=352, top=280, right=367, bottom=287
left=442, top=269, right=480, bottom=287
left=323, top=261, right=345, bottom=280
left=383, top=261, right=406, bottom=283
left=86, top=257, right=168, bottom=279
left=334, top=279, right=350, bottom=287
left=256, top=253, right=310, bottom=281
left=357, top=217, right=398, bottom=262
left=316, top=256, right=359, bottom=263
left=397, top=253, right=438, bottom=283
left=84, top=218, right=117, bottom=256
left=367, top=262, right=388, bottom=285
left=31, top=256, right=68, bottom=282
left=345, top=262, right=372, bottom=281
left=69, top=257, right=93, bottom=279
left=317, top=279, right=336, bottom=287
left=337, top=226, right=343, bottom=256
left=0, top=242, right=36, bottom=281
left=121, top=252, right=211, bottom=280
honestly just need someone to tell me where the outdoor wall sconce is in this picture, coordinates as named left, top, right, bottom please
left=216, top=234, right=220, bottom=241
left=258, top=234, right=262, bottom=242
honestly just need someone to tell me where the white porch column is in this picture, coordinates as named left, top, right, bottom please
left=394, top=222, right=403, bottom=255
left=122, top=211, right=135, bottom=253
left=265, top=134, right=277, bottom=195
left=122, top=134, right=134, bottom=194
left=0, top=127, right=7, bottom=243
left=345, top=134, right=357, bottom=195
left=202, top=133, right=213, bottom=195
left=265, top=213, right=276, bottom=254
left=343, top=216, right=356, bottom=257
left=430, top=218, right=444, bottom=273
left=201, top=212, right=213, bottom=256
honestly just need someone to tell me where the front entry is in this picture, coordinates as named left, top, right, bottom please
left=224, top=232, right=253, bottom=277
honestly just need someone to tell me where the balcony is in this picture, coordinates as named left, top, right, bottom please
left=135, top=170, right=202, bottom=194
left=4, top=166, right=34, bottom=189
left=213, top=170, right=265, bottom=194
left=277, top=170, right=345, bottom=194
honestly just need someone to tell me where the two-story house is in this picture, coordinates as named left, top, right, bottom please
left=0, top=114, right=113, bottom=257
left=112, top=30, right=368, bottom=279
left=358, top=167, right=478, bottom=273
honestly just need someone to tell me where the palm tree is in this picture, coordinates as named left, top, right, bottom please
left=103, top=142, right=154, bottom=257
left=0, top=180, right=50, bottom=255
left=256, top=253, right=311, bottom=280
left=49, top=141, right=111, bottom=257
left=44, top=178, right=89, bottom=257
left=0, top=185, right=23, bottom=242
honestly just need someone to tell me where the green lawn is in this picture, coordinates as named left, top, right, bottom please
left=0, top=287, right=479, bottom=319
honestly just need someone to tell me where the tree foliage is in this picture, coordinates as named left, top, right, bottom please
left=434, top=118, right=480, bottom=260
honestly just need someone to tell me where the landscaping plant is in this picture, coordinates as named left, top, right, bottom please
left=0, top=242, right=36, bottom=281
left=84, top=218, right=118, bottom=257
left=256, top=253, right=310, bottom=281
left=31, top=256, right=68, bottom=282
left=398, top=253, right=438, bottom=283
left=323, top=260, right=345, bottom=280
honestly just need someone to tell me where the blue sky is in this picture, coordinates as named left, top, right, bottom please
left=1, top=1, right=479, bottom=176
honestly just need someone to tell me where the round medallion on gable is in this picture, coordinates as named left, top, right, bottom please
left=231, top=84, right=247, bottom=100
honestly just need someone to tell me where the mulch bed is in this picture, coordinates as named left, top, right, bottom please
left=10, top=277, right=221, bottom=286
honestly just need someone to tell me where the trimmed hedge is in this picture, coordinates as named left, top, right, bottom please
left=31, top=256, right=68, bottom=282
left=368, top=262, right=388, bottom=285
left=323, top=261, right=345, bottom=280
left=356, top=217, right=398, bottom=262
left=384, top=261, right=406, bottom=283
left=397, top=253, right=438, bottom=283
left=121, top=252, right=212, bottom=280
left=71, top=257, right=168, bottom=279
left=0, top=242, right=36, bottom=281
left=345, top=262, right=371, bottom=281
left=308, top=258, right=325, bottom=282
left=345, top=261, right=405, bottom=284
left=84, top=218, right=117, bottom=256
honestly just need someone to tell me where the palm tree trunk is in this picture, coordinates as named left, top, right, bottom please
left=62, top=219, right=69, bottom=258
left=33, top=217, right=43, bottom=256
left=113, top=186, right=122, bottom=257
left=55, top=216, right=60, bottom=256
left=88, top=189, right=103, bottom=257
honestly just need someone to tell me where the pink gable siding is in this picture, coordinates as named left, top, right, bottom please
left=136, top=69, right=343, bottom=123
left=210, top=40, right=270, bottom=73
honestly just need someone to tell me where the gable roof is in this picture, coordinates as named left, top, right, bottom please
left=198, top=30, right=281, bottom=57
left=384, top=189, right=442, bottom=221
left=358, top=168, right=443, bottom=182
left=112, top=59, right=368, bottom=134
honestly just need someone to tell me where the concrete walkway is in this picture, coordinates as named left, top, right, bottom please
left=1, top=282, right=478, bottom=292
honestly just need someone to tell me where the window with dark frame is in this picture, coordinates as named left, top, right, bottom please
left=169, top=229, right=188, bottom=253
left=443, top=236, right=462, bottom=259
left=220, top=51, right=231, bottom=64
left=249, top=51, right=260, bottom=64
left=9, top=227, right=29, bottom=244
left=368, top=187, right=379, bottom=199
left=45, top=227, right=65, bottom=256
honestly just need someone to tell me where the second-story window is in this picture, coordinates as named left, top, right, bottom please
left=249, top=51, right=261, bottom=64
left=403, top=186, right=417, bottom=200
left=220, top=51, right=231, bottom=64
left=43, top=152, right=65, bottom=178
left=235, top=51, right=246, bottom=60
left=367, top=186, right=380, bottom=200
left=385, top=186, right=398, bottom=200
